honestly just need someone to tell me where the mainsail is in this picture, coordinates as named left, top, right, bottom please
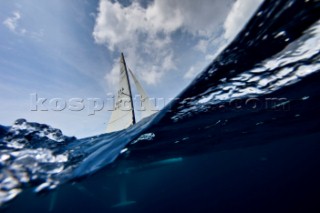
left=106, top=53, right=135, bottom=133
left=106, top=53, right=156, bottom=133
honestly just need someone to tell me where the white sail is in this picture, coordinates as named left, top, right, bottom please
left=106, top=53, right=135, bottom=133
left=128, top=69, right=156, bottom=119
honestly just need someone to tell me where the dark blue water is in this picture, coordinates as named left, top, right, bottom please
left=1, top=0, right=320, bottom=212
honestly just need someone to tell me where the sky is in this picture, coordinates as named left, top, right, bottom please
left=0, top=0, right=263, bottom=138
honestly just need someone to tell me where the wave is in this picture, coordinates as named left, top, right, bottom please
left=1, top=0, right=320, bottom=207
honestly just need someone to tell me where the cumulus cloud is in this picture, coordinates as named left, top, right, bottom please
left=185, top=0, right=264, bottom=79
left=93, top=0, right=233, bottom=88
left=223, top=0, right=263, bottom=41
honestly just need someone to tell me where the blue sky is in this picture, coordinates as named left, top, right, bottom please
left=0, top=0, right=262, bottom=137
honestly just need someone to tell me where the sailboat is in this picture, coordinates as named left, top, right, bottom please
left=106, top=53, right=157, bottom=207
left=105, top=54, right=183, bottom=208
left=106, top=53, right=156, bottom=133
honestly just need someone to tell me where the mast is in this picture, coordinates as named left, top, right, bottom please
left=121, top=53, right=136, bottom=124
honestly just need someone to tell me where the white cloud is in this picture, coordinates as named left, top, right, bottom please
left=3, top=10, right=46, bottom=41
left=3, top=11, right=25, bottom=34
left=223, top=0, right=263, bottom=41
left=140, top=69, right=164, bottom=85
left=195, top=39, right=209, bottom=53
left=105, top=58, right=121, bottom=87
left=184, top=66, right=198, bottom=79
left=184, top=0, right=264, bottom=80
left=93, top=0, right=234, bottom=88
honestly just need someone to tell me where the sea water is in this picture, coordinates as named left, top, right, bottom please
left=1, top=0, right=320, bottom=212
